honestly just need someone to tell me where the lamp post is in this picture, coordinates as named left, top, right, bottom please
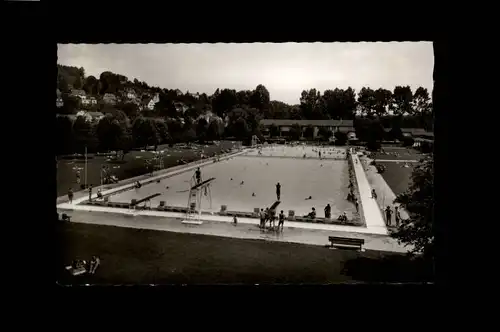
left=84, top=145, right=88, bottom=188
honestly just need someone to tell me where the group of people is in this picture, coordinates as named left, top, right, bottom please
left=347, top=179, right=359, bottom=212
left=384, top=205, right=401, bottom=227
left=69, top=256, right=100, bottom=276
left=259, top=208, right=286, bottom=231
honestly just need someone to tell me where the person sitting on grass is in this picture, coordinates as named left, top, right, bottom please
left=338, top=212, right=348, bottom=223
left=371, top=189, right=377, bottom=199
left=97, top=189, right=103, bottom=200
left=135, top=181, right=142, bottom=189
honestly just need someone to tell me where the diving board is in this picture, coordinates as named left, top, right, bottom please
left=182, top=177, right=216, bottom=225
left=130, top=193, right=161, bottom=207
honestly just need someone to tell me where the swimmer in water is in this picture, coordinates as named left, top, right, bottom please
left=305, top=196, right=312, bottom=200
left=252, top=192, right=256, bottom=197
left=240, top=181, right=244, bottom=185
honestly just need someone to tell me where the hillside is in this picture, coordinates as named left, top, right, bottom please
left=56, top=64, right=433, bottom=155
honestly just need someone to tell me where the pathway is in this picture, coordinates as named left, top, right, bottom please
left=350, top=152, right=388, bottom=235
left=58, top=209, right=410, bottom=253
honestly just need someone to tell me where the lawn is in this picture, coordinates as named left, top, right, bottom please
left=56, top=222, right=433, bottom=284
left=377, top=161, right=414, bottom=196
left=56, top=141, right=240, bottom=197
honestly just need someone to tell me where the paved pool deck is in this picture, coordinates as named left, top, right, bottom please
left=57, top=208, right=410, bottom=253
left=57, top=145, right=411, bottom=252
left=350, top=152, right=388, bottom=235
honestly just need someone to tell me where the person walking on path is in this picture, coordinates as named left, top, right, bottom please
left=276, top=182, right=281, bottom=201
left=385, top=206, right=392, bottom=226
left=76, top=170, right=81, bottom=185
left=68, top=188, right=74, bottom=204
left=394, top=206, right=401, bottom=227
left=278, top=210, right=285, bottom=231
left=88, top=185, right=93, bottom=202
left=354, top=198, right=359, bottom=212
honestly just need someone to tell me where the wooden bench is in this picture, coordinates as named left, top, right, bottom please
left=61, top=213, right=71, bottom=222
left=328, top=236, right=364, bottom=251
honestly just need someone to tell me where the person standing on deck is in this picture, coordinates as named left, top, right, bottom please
left=68, top=188, right=73, bottom=204
left=324, top=204, right=331, bottom=218
left=276, top=182, right=281, bottom=201
left=394, top=206, right=401, bottom=227
left=76, top=170, right=81, bottom=185
left=385, top=206, right=392, bottom=226
left=195, top=167, right=202, bottom=185
left=278, top=210, right=285, bottom=231
left=88, top=185, right=93, bottom=202
left=259, top=208, right=265, bottom=228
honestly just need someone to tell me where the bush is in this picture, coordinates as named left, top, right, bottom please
left=334, top=131, right=348, bottom=145
left=401, top=137, right=415, bottom=147
left=366, top=140, right=381, bottom=151
left=376, top=165, right=386, bottom=173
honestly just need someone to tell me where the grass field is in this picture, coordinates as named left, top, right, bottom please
left=372, top=147, right=425, bottom=196
left=56, top=222, right=433, bottom=284
left=56, top=141, right=240, bottom=197
left=377, top=162, right=414, bottom=196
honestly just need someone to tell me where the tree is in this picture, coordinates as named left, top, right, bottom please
left=196, top=118, right=209, bottom=142
left=390, top=86, right=413, bottom=115
left=373, top=88, right=392, bottom=117
left=232, top=118, right=250, bottom=140
left=211, top=88, right=238, bottom=117
left=72, top=116, right=94, bottom=153
left=249, top=84, right=270, bottom=111
left=83, top=75, right=99, bottom=95
left=206, top=120, right=221, bottom=141
left=154, top=120, right=170, bottom=144
left=96, top=115, right=125, bottom=152
left=120, top=102, right=140, bottom=120
left=321, top=88, right=356, bottom=120
left=357, top=87, right=376, bottom=117
left=391, top=157, right=434, bottom=260
left=132, top=117, right=159, bottom=148
left=300, top=89, right=326, bottom=120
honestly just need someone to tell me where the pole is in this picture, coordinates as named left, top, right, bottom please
left=85, top=145, right=88, bottom=188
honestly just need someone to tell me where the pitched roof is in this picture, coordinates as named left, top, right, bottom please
left=260, top=119, right=354, bottom=127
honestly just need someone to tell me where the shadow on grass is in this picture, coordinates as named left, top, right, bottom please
left=341, top=253, right=434, bottom=283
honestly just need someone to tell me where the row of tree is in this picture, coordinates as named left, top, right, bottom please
left=58, top=64, right=432, bottom=121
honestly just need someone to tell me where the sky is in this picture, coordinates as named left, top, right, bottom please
left=57, top=42, right=433, bottom=105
